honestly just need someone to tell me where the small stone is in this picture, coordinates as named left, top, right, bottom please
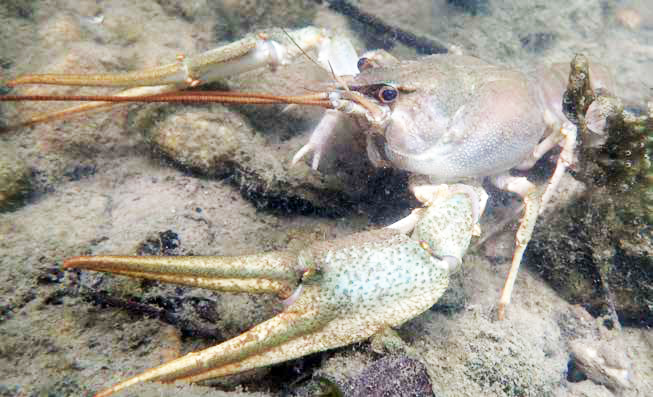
left=0, top=145, right=29, bottom=208
left=569, top=339, right=632, bottom=391
left=145, top=105, right=250, bottom=174
left=342, top=356, right=434, bottom=397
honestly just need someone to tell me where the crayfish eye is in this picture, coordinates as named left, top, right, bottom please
left=357, top=57, right=373, bottom=72
left=378, top=85, right=398, bottom=103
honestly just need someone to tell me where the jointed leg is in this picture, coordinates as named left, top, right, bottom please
left=515, top=123, right=563, bottom=171
left=491, top=174, right=540, bottom=320
left=516, top=121, right=577, bottom=213
left=540, top=122, right=577, bottom=211
left=292, top=109, right=344, bottom=170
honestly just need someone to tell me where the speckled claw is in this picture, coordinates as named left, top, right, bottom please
left=62, top=185, right=480, bottom=396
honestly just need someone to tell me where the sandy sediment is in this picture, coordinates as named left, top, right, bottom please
left=0, top=1, right=651, bottom=396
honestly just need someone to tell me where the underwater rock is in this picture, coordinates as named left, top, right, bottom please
left=527, top=192, right=652, bottom=326
left=341, top=355, right=434, bottom=397
left=291, top=355, right=433, bottom=397
left=144, top=106, right=246, bottom=172
left=0, top=144, right=29, bottom=208
left=527, top=54, right=652, bottom=326
left=136, top=103, right=367, bottom=215
left=569, top=339, right=632, bottom=391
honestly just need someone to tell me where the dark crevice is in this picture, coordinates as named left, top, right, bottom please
left=324, top=0, right=449, bottom=54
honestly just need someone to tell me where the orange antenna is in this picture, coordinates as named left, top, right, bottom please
left=0, top=90, right=334, bottom=132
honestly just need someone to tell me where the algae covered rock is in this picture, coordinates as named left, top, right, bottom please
left=526, top=194, right=652, bottom=325
left=527, top=55, right=652, bottom=326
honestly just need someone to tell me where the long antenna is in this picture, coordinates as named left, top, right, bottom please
left=0, top=91, right=334, bottom=132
